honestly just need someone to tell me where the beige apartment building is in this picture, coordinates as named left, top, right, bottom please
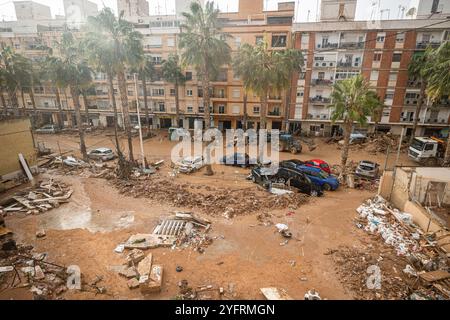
left=0, top=0, right=296, bottom=131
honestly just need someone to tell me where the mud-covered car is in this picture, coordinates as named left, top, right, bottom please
left=173, top=156, right=204, bottom=174
left=87, top=148, right=115, bottom=161
left=355, top=160, right=379, bottom=179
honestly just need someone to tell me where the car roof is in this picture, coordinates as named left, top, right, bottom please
left=307, top=159, right=327, bottom=164
left=360, top=160, right=377, bottom=165
left=297, top=165, right=323, bottom=173
left=94, top=147, right=112, bottom=152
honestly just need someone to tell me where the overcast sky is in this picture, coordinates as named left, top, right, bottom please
left=0, top=0, right=420, bottom=21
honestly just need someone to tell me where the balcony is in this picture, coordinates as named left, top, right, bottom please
left=339, top=41, right=364, bottom=49
left=268, top=95, right=282, bottom=101
left=407, top=79, right=422, bottom=87
left=311, top=79, right=333, bottom=86
left=317, top=42, right=338, bottom=50
left=268, top=110, right=281, bottom=116
left=416, top=41, right=441, bottom=49
left=212, top=91, right=227, bottom=99
left=309, top=96, right=331, bottom=104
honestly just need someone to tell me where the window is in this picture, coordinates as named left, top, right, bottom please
left=376, top=35, right=385, bottom=42
left=370, top=70, right=379, bottom=81
left=158, top=102, right=165, bottom=111
left=385, top=92, right=394, bottom=100
left=253, top=106, right=260, bottom=114
left=272, top=35, right=287, bottom=47
left=218, top=105, right=225, bottom=114
left=232, top=89, right=240, bottom=98
left=388, top=73, right=398, bottom=82
left=186, top=89, right=193, bottom=97
left=198, top=88, right=203, bottom=97
left=297, top=91, right=303, bottom=97
left=170, top=88, right=176, bottom=96
left=151, top=56, right=162, bottom=64
left=152, top=88, right=164, bottom=96
left=392, top=53, right=402, bottom=62
left=233, top=73, right=240, bottom=81
left=167, top=38, right=175, bottom=47
left=147, top=36, right=162, bottom=47
left=373, top=52, right=382, bottom=61
left=185, top=72, right=192, bottom=81
left=187, top=105, right=193, bottom=113
left=235, top=37, right=241, bottom=48
left=232, top=105, right=240, bottom=114
left=395, top=33, right=404, bottom=42
left=255, top=36, right=264, bottom=45
left=425, top=143, right=434, bottom=151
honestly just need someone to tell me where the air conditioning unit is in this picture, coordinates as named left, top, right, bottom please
left=441, top=119, right=446, bottom=123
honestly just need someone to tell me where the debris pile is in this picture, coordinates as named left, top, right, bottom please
left=364, top=133, right=409, bottom=155
left=113, top=178, right=309, bottom=217
left=0, top=244, right=69, bottom=299
left=329, top=196, right=450, bottom=300
left=1, top=179, right=72, bottom=215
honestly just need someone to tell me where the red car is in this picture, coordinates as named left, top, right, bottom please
left=304, top=159, right=331, bottom=174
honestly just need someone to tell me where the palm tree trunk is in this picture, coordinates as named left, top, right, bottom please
left=20, top=88, right=27, bottom=115
left=70, top=85, right=88, bottom=161
left=117, top=70, right=134, bottom=162
left=64, top=89, right=72, bottom=128
left=107, top=71, right=122, bottom=157
left=29, top=87, right=38, bottom=128
left=0, top=92, right=6, bottom=113
left=243, top=92, right=248, bottom=131
left=409, top=81, right=426, bottom=145
left=175, top=80, right=180, bottom=127
left=82, top=91, right=90, bottom=126
left=203, top=65, right=213, bottom=176
left=260, top=92, right=268, bottom=130
left=8, top=87, right=20, bottom=116
left=142, top=74, right=150, bottom=132
left=55, top=88, right=64, bottom=129
left=340, top=121, right=353, bottom=177
left=444, top=131, right=450, bottom=165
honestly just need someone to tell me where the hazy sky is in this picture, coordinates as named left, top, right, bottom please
left=0, top=0, right=420, bottom=21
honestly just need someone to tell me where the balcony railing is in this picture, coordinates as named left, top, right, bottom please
left=317, top=42, right=338, bottom=50
left=416, top=41, right=441, bottom=49
left=311, top=79, right=333, bottom=86
left=212, top=93, right=226, bottom=98
left=309, top=96, right=331, bottom=103
left=339, top=42, right=364, bottom=49
left=268, top=110, right=281, bottom=116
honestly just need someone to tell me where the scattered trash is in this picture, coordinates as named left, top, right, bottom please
left=260, top=287, right=293, bottom=300
left=36, top=230, right=46, bottom=238
left=304, top=289, right=321, bottom=300
left=176, top=266, right=183, bottom=272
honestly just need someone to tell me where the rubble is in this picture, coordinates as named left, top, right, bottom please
left=260, top=287, right=293, bottom=300
left=113, top=177, right=309, bottom=217
left=1, top=179, right=72, bottom=215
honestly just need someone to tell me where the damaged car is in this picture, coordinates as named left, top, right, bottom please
left=173, top=156, right=204, bottom=174
left=355, top=160, right=379, bottom=179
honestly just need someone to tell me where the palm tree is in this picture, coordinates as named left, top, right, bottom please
left=179, top=1, right=231, bottom=175
left=52, top=31, right=92, bottom=161
left=407, top=51, right=430, bottom=144
left=0, top=46, right=23, bottom=116
left=137, top=56, right=155, bottom=133
left=424, top=42, right=450, bottom=164
left=85, top=8, right=144, bottom=162
left=162, top=54, right=185, bottom=127
left=329, top=75, right=383, bottom=177
left=232, top=40, right=303, bottom=130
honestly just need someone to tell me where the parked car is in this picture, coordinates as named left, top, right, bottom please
left=349, top=132, right=367, bottom=144
left=35, top=124, right=59, bottom=134
left=304, top=159, right=331, bottom=174
left=173, top=156, right=204, bottom=174
left=87, top=148, right=115, bottom=161
left=272, top=167, right=324, bottom=197
left=221, top=153, right=272, bottom=167
left=355, top=160, right=379, bottom=179
left=280, top=162, right=339, bottom=191
left=249, top=166, right=276, bottom=188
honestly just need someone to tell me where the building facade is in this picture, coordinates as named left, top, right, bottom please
left=13, top=1, right=52, bottom=21
left=1, top=0, right=296, bottom=131
left=117, top=0, right=149, bottom=21
left=290, top=0, right=450, bottom=138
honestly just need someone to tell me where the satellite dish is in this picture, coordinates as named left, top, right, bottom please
left=406, top=7, right=416, bottom=17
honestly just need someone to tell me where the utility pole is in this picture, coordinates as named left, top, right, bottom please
left=134, top=73, right=145, bottom=169
left=395, top=126, right=405, bottom=166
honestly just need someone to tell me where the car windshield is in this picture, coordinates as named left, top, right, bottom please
left=411, top=138, right=425, bottom=151
left=318, top=171, right=329, bottom=179
left=360, top=164, right=375, bottom=171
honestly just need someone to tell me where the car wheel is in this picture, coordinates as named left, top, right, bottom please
left=322, top=183, right=331, bottom=191
left=310, top=190, right=318, bottom=197
left=277, top=178, right=286, bottom=184
left=251, top=175, right=256, bottom=183
left=290, top=147, right=297, bottom=154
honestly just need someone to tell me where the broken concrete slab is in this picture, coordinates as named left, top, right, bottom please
left=126, top=249, right=145, bottom=266
left=140, top=264, right=163, bottom=294
left=124, top=234, right=176, bottom=249
left=260, top=287, right=293, bottom=300
left=137, top=253, right=153, bottom=277
left=34, top=265, right=45, bottom=280
left=127, top=278, right=140, bottom=289
left=119, top=267, right=138, bottom=279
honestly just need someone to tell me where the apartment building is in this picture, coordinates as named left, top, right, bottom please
left=13, top=1, right=52, bottom=20
left=117, top=0, right=149, bottom=21
left=1, top=0, right=296, bottom=131
left=290, top=0, right=450, bottom=138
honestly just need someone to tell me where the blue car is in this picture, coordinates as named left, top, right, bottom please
left=280, top=161, right=339, bottom=191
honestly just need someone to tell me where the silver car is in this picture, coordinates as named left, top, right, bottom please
left=355, top=160, right=379, bottom=179
left=87, top=148, right=115, bottom=161
left=35, top=124, right=59, bottom=134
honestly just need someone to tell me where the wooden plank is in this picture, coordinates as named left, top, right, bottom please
left=12, top=196, right=35, bottom=209
left=419, top=270, right=450, bottom=283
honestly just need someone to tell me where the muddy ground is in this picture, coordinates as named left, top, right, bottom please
left=0, top=130, right=417, bottom=300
